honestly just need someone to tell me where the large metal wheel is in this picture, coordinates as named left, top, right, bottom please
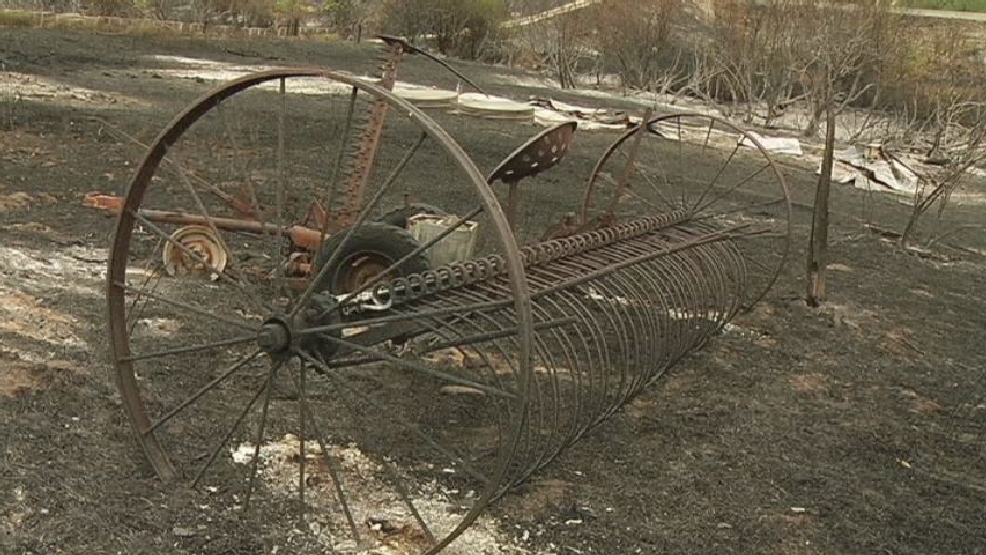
left=106, top=69, right=533, bottom=554
left=582, top=113, right=792, bottom=311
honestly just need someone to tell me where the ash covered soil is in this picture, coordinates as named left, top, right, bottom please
left=2, top=28, right=986, bottom=555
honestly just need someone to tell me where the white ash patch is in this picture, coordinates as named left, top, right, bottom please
left=0, top=71, right=145, bottom=107
left=231, top=434, right=555, bottom=555
left=131, top=317, right=182, bottom=338
left=147, top=54, right=231, bottom=67
left=143, top=55, right=443, bottom=98
left=0, top=244, right=110, bottom=354
left=719, top=321, right=770, bottom=342
left=0, top=244, right=107, bottom=298
left=157, top=66, right=428, bottom=97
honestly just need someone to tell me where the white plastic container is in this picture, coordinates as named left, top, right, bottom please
left=408, top=214, right=479, bottom=267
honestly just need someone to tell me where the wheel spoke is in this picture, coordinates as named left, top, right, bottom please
left=740, top=249, right=775, bottom=273
left=123, top=335, right=256, bottom=363
left=130, top=210, right=271, bottom=314
left=269, top=77, right=290, bottom=301
left=378, top=131, right=428, bottom=192
left=115, top=281, right=257, bottom=332
left=296, top=300, right=506, bottom=336
left=217, top=99, right=284, bottom=306
left=142, top=349, right=263, bottom=435
left=193, top=364, right=277, bottom=487
left=319, top=86, right=360, bottom=244
left=691, top=141, right=742, bottom=213
left=676, top=116, right=686, bottom=207
left=701, top=116, right=714, bottom=156
left=332, top=204, right=485, bottom=310
left=283, top=357, right=363, bottom=545
left=611, top=107, right=652, bottom=213
left=89, top=115, right=239, bottom=214
left=321, top=362, right=439, bottom=547
left=170, top=150, right=265, bottom=309
left=600, top=166, right=674, bottom=212
left=125, top=250, right=165, bottom=333
left=243, top=359, right=278, bottom=512
left=308, top=334, right=517, bottom=399
left=690, top=196, right=786, bottom=222
left=695, top=162, right=772, bottom=214
left=297, top=349, right=490, bottom=484
left=289, top=134, right=426, bottom=318
left=298, top=356, right=308, bottom=517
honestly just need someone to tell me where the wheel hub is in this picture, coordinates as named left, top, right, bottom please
left=257, top=318, right=292, bottom=354
left=256, top=291, right=342, bottom=358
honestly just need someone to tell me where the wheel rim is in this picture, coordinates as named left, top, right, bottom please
left=161, top=224, right=228, bottom=276
left=106, top=68, right=534, bottom=554
left=332, top=252, right=397, bottom=293
left=582, top=113, right=793, bottom=311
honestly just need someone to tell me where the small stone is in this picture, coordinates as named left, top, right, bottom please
left=716, top=522, right=732, bottom=529
left=173, top=527, right=197, bottom=537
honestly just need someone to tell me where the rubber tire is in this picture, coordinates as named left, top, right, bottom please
left=312, top=222, right=431, bottom=295
left=375, top=203, right=447, bottom=229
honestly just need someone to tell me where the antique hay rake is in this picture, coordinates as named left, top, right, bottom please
left=103, top=37, right=792, bottom=553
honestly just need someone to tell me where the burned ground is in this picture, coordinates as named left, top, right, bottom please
left=2, top=28, right=985, bottom=555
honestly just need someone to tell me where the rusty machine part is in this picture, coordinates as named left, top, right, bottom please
left=488, top=120, right=577, bottom=232
left=88, top=36, right=482, bottom=275
left=161, top=225, right=229, bottom=276
left=324, top=35, right=487, bottom=234
left=580, top=113, right=792, bottom=310
left=104, top=55, right=791, bottom=555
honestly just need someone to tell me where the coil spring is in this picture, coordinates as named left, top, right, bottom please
left=372, top=211, right=690, bottom=308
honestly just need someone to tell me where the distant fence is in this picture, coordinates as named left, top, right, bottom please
left=0, top=10, right=336, bottom=38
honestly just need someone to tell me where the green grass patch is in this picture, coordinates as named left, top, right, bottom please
left=900, top=0, right=986, bottom=12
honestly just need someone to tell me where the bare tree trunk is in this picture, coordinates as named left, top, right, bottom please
left=804, top=102, right=825, bottom=137
left=806, top=98, right=836, bottom=307
left=900, top=206, right=921, bottom=249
